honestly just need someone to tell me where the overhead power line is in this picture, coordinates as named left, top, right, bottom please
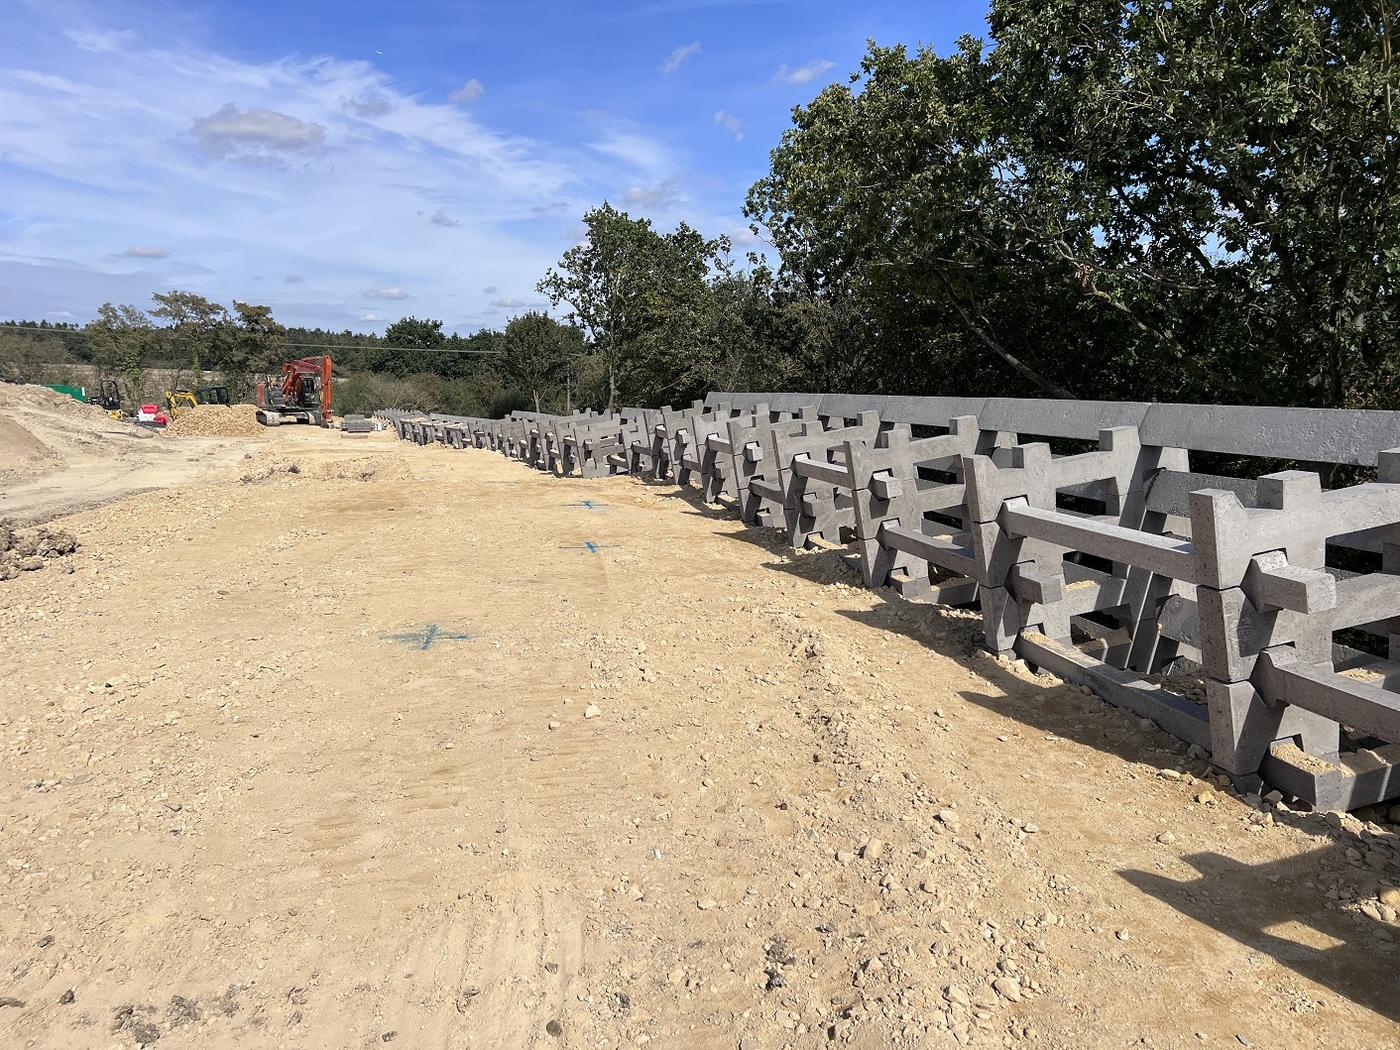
left=281, top=340, right=503, bottom=355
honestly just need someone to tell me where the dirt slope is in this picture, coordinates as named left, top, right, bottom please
left=0, top=382, right=267, bottom=524
left=1, top=429, right=1397, bottom=1050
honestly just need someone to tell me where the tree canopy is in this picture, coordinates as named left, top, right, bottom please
left=746, top=0, right=1400, bottom=405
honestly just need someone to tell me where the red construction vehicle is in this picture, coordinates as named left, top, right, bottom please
left=255, top=355, right=333, bottom=427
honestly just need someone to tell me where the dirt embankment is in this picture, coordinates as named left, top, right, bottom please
left=0, top=382, right=154, bottom=487
left=0, top=382, right=269, bottom=524
left=1, top=429, right=1397, bottom=1050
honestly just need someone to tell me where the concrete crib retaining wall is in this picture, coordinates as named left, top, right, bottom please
left=375, top=395, right=1400, bottom=812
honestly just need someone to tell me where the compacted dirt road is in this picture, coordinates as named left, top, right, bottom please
left=2, top=428, right=1398, bottom=1049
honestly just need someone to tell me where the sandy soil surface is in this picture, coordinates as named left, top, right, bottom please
left=0, top=383, right=269, bottom=524
left=2, top=429, right=1398, bottom=1050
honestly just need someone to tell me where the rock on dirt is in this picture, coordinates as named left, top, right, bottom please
left=0, top=521, right=80, bottom=581
left=164, top=403, right=264, bottom=438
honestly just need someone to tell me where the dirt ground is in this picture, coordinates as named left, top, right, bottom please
left=0, top=384, right=263, bottom=524
left=2, top=427, right=1399, bottom=1050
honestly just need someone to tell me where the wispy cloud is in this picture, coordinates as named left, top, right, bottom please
left=713, top=110, right=744, bottom=141
left=449, top=78, right=484, bottom=103
left=660, top=42, right=701, bottom=75
left=343, top=92, right=393, bottom=119
left=587, top=129, right=673, bottom=175
left=773, top=59, right=835, bottom=85
left=0, top=11, right=745, bottom=329
left=62, top=27, right=137, bottom=54
left=625, top=178, right=683, bottom=210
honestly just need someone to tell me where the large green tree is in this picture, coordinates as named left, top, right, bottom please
left=227, top=301, right=286, bottom=400
left=381, top=316, right=446, bottom=377
left=85, top=303, right=155, bottom=402
left=537, top=202, right=758, bottom=409
left=150, top=290, right=229, bottom=377
left=501, top=311, right=581, bottom=413
left=746, top=1, right=1400, bottom=406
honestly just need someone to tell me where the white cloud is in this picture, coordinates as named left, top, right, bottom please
left=660, top=42, right=701, bottom=75
left=427, top=210, right=461, bottom=228
left=773, top=59, right=835, bottom=85
left=482, top=285, right=499, bottom=294
left=123, top=245, right=169, bottom=258
left=490, top=296, right=529, bottom=309
left=449, top=78, right=484, bottom=103
left=364, top=287, right=410, bottom=300
left=190, top=103, right=327, bottom=162
left=713, top=111, right=744, bottom=141
left=625, top=178, right=682, bottom=210
left=362, top=312, right=383, bottom=321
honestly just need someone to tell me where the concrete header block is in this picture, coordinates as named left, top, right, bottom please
left=978, top=399, right=1152, bottom=440
left=715, top=393, right=1400, bottom=466
left=1141, top=403, right=1400, bottom=466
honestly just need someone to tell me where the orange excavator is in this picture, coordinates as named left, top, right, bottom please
left=255, top=355, right=333, bottom=427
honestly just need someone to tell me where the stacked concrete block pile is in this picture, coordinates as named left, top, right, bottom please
left=376, top=394, right=1400, bottom=812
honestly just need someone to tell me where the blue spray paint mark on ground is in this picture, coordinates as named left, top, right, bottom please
left=565, top=499, right=609, bottom=511
left=382, top=624, right=474, bottom=650
left=559, top=541, right=621, bottom=554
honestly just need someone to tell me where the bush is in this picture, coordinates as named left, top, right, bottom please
left=332, top=370, right=532, bottom=418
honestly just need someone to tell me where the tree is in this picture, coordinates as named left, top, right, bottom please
left=227, top=301, right=286, bottom=401
left=150, top=290, right=229, bottom=377
left=501, top=311, right=581, bottom=413
left=745, top=2, right=1400, bottom=407
left=381, top=316, right=446, bottom=377
left=537, top=203, right=646, bottom=412
left=85, top=303, right=155, bottom=404
left=537, top=202, right=743, bottom=410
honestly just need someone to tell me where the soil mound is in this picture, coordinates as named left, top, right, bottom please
left=0, top=381, right=109, bottom=418
left=0, top=381, right=153, bottom=488
left=0, top=414, right=56, bottom=474
left=164, top=403, right=264, bottom=438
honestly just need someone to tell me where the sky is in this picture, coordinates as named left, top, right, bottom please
left=0, top=0, right=991, bottom=333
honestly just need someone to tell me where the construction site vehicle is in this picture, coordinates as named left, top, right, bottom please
left=255, top=355, right=332, bottom=427
left=164, top=385, right=231, bottom=415
left=91, top=379, right=123, bottom=417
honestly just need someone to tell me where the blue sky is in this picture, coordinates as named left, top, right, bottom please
left=0, top=0, right=990, bottom=333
